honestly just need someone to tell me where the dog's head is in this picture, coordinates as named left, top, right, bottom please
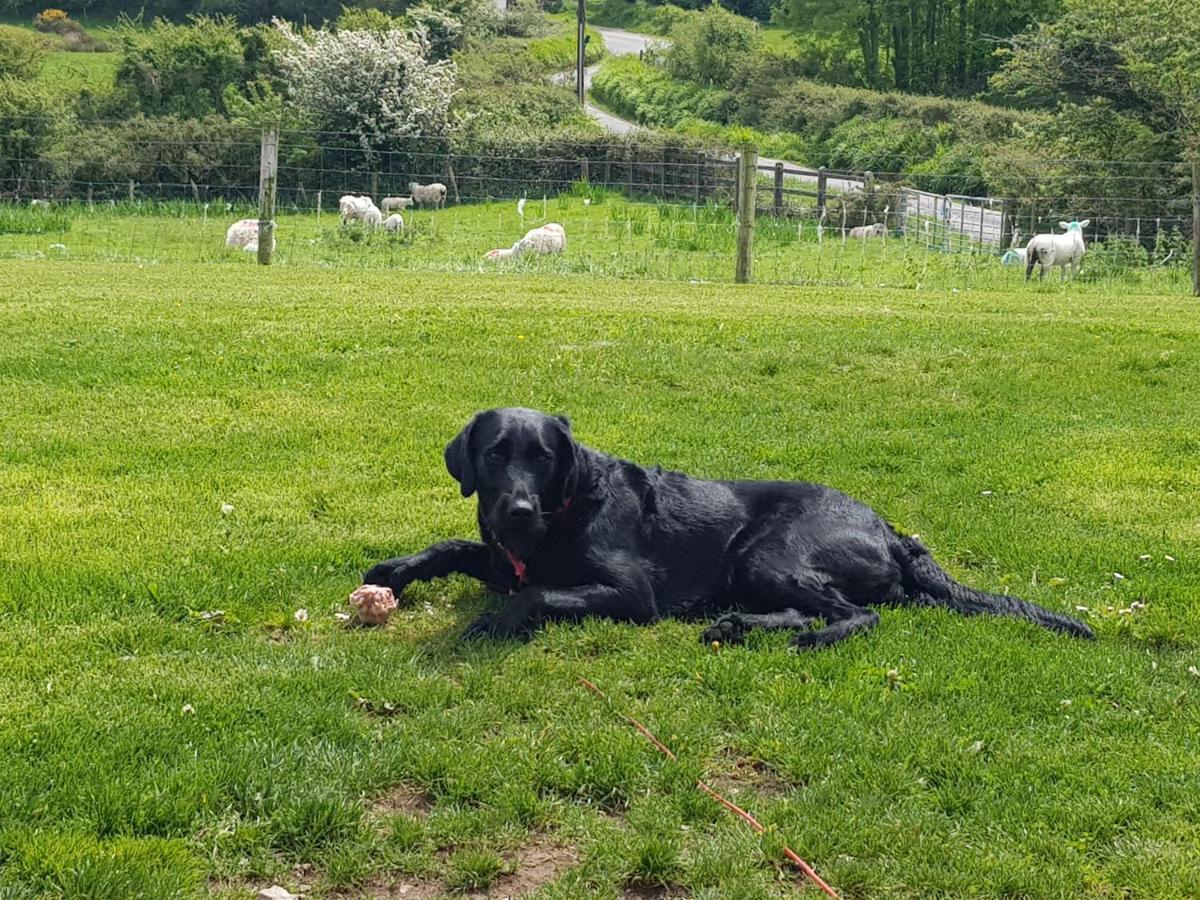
left=444, top=408, right=581, bottom=554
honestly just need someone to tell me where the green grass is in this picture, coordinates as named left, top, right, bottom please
left=1, top=262, right=1199, bottom=898
left=39, top=49, right=119, bottom=91
left=0, top=194, right=1190, bottom=294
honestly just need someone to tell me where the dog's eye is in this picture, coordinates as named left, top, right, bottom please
left=485, top=449, right=504, bottom=462
left=532, top=449, right=552, bottom=462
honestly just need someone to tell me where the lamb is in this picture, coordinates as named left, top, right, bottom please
left=30, top=199, right=50, bottom=209
left=381, top=196, right=413, bottom=214
left=847, top=223, right=886, bottom=239
left=485, top=223, right=566, bottom=261
left=338, top=194, right=374, bottom=225
left=384, top=213, right=404, bottom=233
left=224, top=218, right=275, bottom=254
left=361, top=203, right=384, bottom=230
left=1025, top=219, right=1089, bottom=281
left=1000, top=248, right=1027, bottom=267
left=409, top=182, right=447, bottom=209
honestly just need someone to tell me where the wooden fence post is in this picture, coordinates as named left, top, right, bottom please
left=735, top=147, right=757, bottom=284
left=1000, top=199, right=1013, bottom=249
left=1193, top=159, right=1199, bottom=297
left=695, top=151, right=703, bottom=204
left=580, top=157, right=589, bottom=183
left=257, top=127, right=278, bottom=266
left=773, top=161, right=784, bottom=217
left=816, top=166, right=827, bottom=219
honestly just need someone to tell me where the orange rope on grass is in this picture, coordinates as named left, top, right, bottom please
left=576, top=676, right=839, bottom=898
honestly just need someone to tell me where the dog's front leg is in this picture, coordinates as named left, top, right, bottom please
left=363, top=540, right=497, bottom=596
left=463, top=581, right=657, bottom=639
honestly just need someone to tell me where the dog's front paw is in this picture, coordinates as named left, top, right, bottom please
left=701, top=614, right=745, bottom=646
left=363, top=557, right=416, bottom=595
left=462, top=611, right=530, bottom=641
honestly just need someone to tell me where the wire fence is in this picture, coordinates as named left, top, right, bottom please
left=1, top=127, right=1195, bottom=293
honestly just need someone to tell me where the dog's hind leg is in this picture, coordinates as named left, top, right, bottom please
left=701, top=609, right=816, bottom=646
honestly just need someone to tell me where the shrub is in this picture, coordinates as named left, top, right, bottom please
left=0, top=26, right=49, bottom=81
left=526, top=27, right=606, bottom=71
left=665, top=3, right=759, bottom=87
left=274, top=21, right=458, bottom=157
left=591, top=56, right=734, bottom=127
left=115, top=17, right=277, bottom=119
left=33, top=8, right=72, bottom=33
left=408, top=5, right=466, bottom=59
left=0, top=78, right=61, bottom=189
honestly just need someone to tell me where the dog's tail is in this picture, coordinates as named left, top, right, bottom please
left=893, top=534, right=1094, bottom=639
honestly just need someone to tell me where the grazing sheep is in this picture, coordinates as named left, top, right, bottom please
left=361, top=203, right=384, bottom=230
left=381, top=196, right=413, bottom=214
left=1001, top=248, right=1027, bottom=267
left=1025, top=219, right=1090, bottom=282
left=847, top=223, right=886, bottom=239
left=338, top=194, right=374, bottom=225
left=30, top=199, right=50, bottom=209
left=384, top=213, right=404, bottom=233
left=224, top=218, right=275, bottom=253
left=485, top=223, right=566, bottom=261
left=409, top=182, right=447, bottom=209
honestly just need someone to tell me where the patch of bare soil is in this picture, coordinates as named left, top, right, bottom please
left=707, top=750, right=796, bottom=800
left=368, top=785, right=435, bottom=819
left=468, top=837, right=579, bottom=898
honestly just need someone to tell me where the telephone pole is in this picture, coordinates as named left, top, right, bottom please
left=576, top=0, right=587, bottom=104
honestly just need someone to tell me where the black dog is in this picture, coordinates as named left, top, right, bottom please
left=364, top=408, right=1094, bottom=648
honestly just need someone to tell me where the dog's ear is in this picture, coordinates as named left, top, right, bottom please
left=552, top=414, right=582, bottom=503
left=444, top=415, right=478, bottom=497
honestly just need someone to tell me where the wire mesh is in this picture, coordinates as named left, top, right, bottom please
left=0, top=126, right=1193, bottom=294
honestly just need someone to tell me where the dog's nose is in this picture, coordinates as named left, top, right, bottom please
left=508, top=500, right=535, bottom=521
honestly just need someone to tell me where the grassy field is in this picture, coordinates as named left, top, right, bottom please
left=2, top=194, right=1190, bottom=294
left=1, top=261, right=1199, bottom=898
left=39, top=49, right=119, bottom=92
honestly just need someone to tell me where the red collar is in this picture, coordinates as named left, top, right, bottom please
left=500, top=497, right=572, bottom=586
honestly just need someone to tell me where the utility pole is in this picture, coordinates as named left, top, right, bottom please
left=576, top=0, right=587, bottom=105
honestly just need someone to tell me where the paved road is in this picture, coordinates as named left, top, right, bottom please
left=575, top=26, right=1003, bottom=242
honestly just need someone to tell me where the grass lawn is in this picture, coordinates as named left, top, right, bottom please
left=39, top=49, right=119, bottom=93
left=1, top=261, right=1198, bottom=898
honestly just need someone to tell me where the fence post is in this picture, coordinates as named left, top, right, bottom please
left=735, top=146, right=757, bottom=284
left=1193, top=159, right=1199, bottom=297
left=580, top=157, right=589, bottom=183
left=257, top=127, right=278, bottom=266
left=773, top=161, right=784, bottom=217
left=1000, top=199, right=1013, bottom=249
left=694, top=151, right=703, bottom=204
left=816, top=166, right=827, bottom=219
left=733, top=156, right=741, bottom=214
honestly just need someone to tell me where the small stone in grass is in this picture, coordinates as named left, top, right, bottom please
left=258, top=887, right=299, bottom=900
left=348, top=584, right=397, bottom=625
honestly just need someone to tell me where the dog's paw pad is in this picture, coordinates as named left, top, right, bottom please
left=701, top=615, right=745, bottom=646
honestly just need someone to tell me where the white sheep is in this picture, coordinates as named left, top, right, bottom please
left=224, top=218, right=275, bottom=253
left=361, top=203, right=384, bottom=230
left=384, top=213, right=404, bottom=233
left=485, top=223, right=566, bottom=261
left=1025, top=219, right=1090, bottom=281
left=409, top=182, right=447, bottom=209
left=30, top=199, right=50, bottom=209
left=1000, top=248, right=1027, bottom=267
left=847, top=223, right=886, bottom=239
left=338, top=194, right=374, bottom=225
left=381, top=196, right=413, bottom=214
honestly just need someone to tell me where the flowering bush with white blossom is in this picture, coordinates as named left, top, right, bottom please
left=273, top=20, right=458, bottom=152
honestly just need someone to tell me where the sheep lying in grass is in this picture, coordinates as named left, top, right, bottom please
left=409, top=182, right=447, bottom=209
left=847, top=223, right=886, bottom=239
left=485, top=223, right=566, bottom=261
left=224, top=218, right=275, bottom=253
left=1001, top=248, right=1027, bottom=267
left=1025, top=219, right=1090, bottom=281
left=384, top=213, right=404, bottom=233
left=381, top=196, right=413, bottom=214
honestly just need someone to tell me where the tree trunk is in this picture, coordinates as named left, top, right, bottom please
left=860, top=0, right=881, bottom=88
left=956, top=0, right=967, bottom=88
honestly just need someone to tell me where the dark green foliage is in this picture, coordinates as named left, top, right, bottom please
left=0, top=78, right=62, bottom=191
left=591, top=56, right=735, bottom=127
left=113, top=17, right=280, bottom=119
left=775, top=0, right=1059, bottom=93
left=665, top=3, right=760, bottom=87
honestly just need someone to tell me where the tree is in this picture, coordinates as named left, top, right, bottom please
left=273, top=19, right=458, bottom=157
